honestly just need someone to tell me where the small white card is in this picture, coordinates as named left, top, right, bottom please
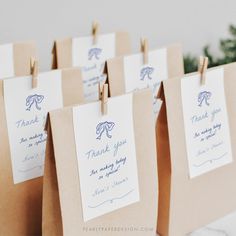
left=0, top=44, right=14, bottom=79
left=4, top=70, right=63, bottom=184
left=181, top=68, right=233, bottom=178
left=124, top=48, right=168, bottom=115
left=73, top=93, right=140, bottom=221
left=72, top=33, right=116, bottom=101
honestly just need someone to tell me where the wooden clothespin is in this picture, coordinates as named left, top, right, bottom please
left=99, top=83, right=108, bottom=115
left=30, top=57, right=38, bottom=88
left=98, top=82, right=103, bottom=100
left=92, top=21, right=99, bottom=45
left=198, top=56, right=208, bottom=85
left=141, top=38, right=149, bottom=65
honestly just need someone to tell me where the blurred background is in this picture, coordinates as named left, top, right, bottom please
left=0, top=0, right=235, bottom=71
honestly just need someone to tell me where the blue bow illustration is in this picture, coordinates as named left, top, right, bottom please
left=140, top=66, right=154, bottom=80
left=88, top=48, right=102, bottom=60
left=26, top=94, right=44, bottom=111
left=96, top=121, right=115, bottom=140
left=198, top=91, right=212, bottom=107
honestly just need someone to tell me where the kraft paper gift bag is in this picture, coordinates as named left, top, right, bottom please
left=0, top=66, right=84, bottom=236
left=0, top=41, right=36, bottom=78
left=156, top=61, right=236, bottom=236
left=106, top=42, right=184, bottom=115
left=51, top=23, right=131, bottom=101
left=42, top=88, right=158, bottom=236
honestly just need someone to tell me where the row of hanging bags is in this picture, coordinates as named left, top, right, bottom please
left=0, top=24, right=132, bottom=236
left=42, top=23, right=185, bottom=236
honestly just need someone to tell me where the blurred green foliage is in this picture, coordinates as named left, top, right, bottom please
left=184, top=25, right=236, bottom=73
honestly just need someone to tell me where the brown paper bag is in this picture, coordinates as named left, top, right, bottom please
left=52, top=31, right=131, bottom=102
left=42, top=89, right=158, bottom=236
left=156, top=62, right=236, bottom=236
left=0, top=67, right=84, bottom=236
left=52, top=32, right=131, bottom=69
left=0, top=41, right=36, bottom=78
left=106, top=44, right=184, bottom=97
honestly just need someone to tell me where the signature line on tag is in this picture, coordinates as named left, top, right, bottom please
left=193, top=152, right=228, bottom=168
left=88, top=189, right=134, bottom=209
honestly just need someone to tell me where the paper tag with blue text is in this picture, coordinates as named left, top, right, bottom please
left=124, top=48, right=167, bottom=116
left=181, top=68, right=233, bottom=178
left=4, top=70, right=63, bottom=184
left=73, top=93, right=140, bottom=221
left=72, top=33, right=115, bottom=101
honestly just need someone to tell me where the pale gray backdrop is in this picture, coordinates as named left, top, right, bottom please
left=0, top=0, right=235, bottom=71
